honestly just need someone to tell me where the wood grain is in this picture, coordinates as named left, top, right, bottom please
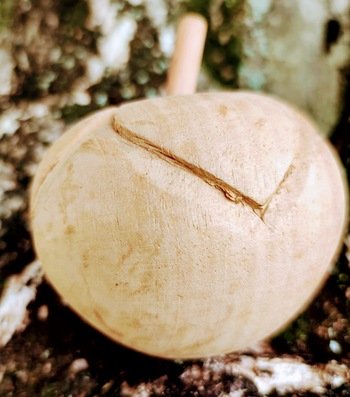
left=30, top=92, right=348, bottom=359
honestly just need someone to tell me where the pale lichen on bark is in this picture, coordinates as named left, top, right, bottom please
left=193, top=0, right=350, bottom=135
left=0, top=261, right=43, bottom=347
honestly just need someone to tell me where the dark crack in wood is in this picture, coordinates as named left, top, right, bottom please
left=112, top=117, right=265, bottom=219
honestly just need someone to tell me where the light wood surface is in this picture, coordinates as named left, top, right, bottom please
left=165, top=13, right=207, bottom=95
left=31, top=92, right=348, bottom=359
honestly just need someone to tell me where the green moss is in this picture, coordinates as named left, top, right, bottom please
left=280, top=315, right=312, bottom=344
left=20, top=72, right=55, bottom=99
left=185, top=0, right=241, bottom=15
left=0, top=0, right=16, bottom=31
left=58, top=0, right=88, bottom=28
left=184, top=0, right=210, bottom=16
left=40, top=382, right=62, bottom=397
left=60, top=104, right=99, bottom=124
left=183, top=0, right=245, bottom=86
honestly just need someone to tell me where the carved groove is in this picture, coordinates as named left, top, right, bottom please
left=113, top=117, right=267, bottom=218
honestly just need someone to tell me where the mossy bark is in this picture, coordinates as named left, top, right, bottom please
left=186, top=0, right=350, bottom=135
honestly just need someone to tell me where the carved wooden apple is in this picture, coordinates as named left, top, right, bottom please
left=30, top=92, right=348, bottom=359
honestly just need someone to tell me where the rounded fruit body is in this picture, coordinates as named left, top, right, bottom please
left=31, top=92, right=348, bottom=359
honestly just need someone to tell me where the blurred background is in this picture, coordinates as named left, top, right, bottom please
left=0, top=1, right=349, bottom=396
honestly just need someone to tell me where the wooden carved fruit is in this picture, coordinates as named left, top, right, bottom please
left=30, top=92, right=348, bottom=359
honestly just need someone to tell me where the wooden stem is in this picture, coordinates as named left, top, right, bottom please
left=165, top=13, right=208, bottom=96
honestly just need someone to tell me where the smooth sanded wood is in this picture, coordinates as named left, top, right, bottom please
left=30, top=92, right=348, bottom=359
left=165, top=13, right=207, bottom=95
